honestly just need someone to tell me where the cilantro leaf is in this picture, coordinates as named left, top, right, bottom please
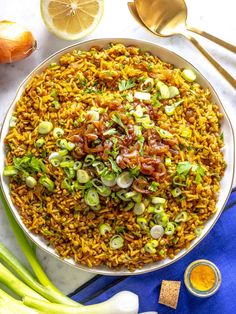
left=176, top=161, right=192, bottom=176
left=118, top=79, right=136, bottom=91
left=111, top=112, right=128, bottom=134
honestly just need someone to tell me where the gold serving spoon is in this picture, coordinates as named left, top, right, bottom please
left=129, top=0, right=236, bottom=88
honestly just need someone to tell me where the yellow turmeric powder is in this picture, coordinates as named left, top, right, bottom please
left=190, top=265, right=216, bottom=291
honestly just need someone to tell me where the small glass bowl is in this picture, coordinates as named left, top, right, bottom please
left=184, top=259, right=221, bottom=298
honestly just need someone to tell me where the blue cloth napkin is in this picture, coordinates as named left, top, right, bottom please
left=70, top=188, right=236, bottom=314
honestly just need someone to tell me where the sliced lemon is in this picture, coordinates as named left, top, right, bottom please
left=40, top=0, right=104, bottom=40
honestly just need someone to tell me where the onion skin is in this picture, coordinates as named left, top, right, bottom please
left=0, top=20, right=36, bottom=64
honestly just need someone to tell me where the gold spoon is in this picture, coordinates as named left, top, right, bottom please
left=130, top=0, right=236, bottom=88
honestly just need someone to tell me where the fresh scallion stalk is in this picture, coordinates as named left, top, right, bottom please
left=0, top=187, right=75, bottom=302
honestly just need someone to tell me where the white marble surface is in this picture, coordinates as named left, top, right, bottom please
left=0, top=0, right=235, bottom=294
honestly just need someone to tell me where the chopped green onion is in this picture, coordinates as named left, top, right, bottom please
left=181, top=127, right=192, bottom=138
left=3, top=166, right=18, bottom=176
left=86, top=110, right=99, bottom=121
left=151, top=197, right=166, bottom=205
left=50, top=158, right=61, bottom=167
left=84, top=188, right=99, bottom=207
left=172, top=187, right=182, bottom=197
left=133, top=105, right=144, bottom=118
left=101, top=172, right=117, bottom=187
left=150, top=225, right=164, bottom=239
left=156, top=127, right=173, bottom=139
left=64, top=167, right=75, bottom=179
left=117, top=171, right=133, bottom=188
left=73, top=161, right=82, bottom=170
left=24, top=176, right=36, bottom=188
left=134, top=91, right=151, bottom=101
left=50, top=62, right=57, bottom=67
left=175, top=211, right=188, bottom=222
left=92, top=161, right=106, bottom=175
left=50, top=89, right=57, bottom=98
left=90, top=204, right=101, bottom=211
left=35, top=138, right=45, bottom=148
left=116, top=189, right=130, bottom=201
left=92, top=179, right=111, bottom=196
left=110, top=235, right=124, bottom=249
left=151, top=93, right=162, bottom=107
left=141, top=78, right=154, bottom=92
left=154, top=212, right=169, bottom=227
left=84, top=154, right=95, bottom=166
left=132, top=192, right=142, bottom=203
left=165, top=100, right=184, bottom=116
left=65, top=142, right=75, bottom=151
left=165, top=158, right=172, bottom=166
left=157, top=82, right=170, bottom=99
left=39, top=176, right=54, bottom=192
left=77, top=169, right=90, bottom=183
left=144, top=243, right=156, bottom=254
left=60, top=160, right=74, bottom=168
left=9, top=116, right=17, bottom=128
left=195, top=227, right=203, bottom=236
left=56, top=139, right=68, bottom=149
left=38, top=121, right=53, bottom=135
left=124, top=191, right=137, bottom=199
left=173, top=175, right=186, bottom=186
left=168, top=86, right=179, bottom=98
left=148, top=181, right=159, bottom=192
left=52, top=128, right=64, bottom=139
left=150, top=239, right=158, bottom=247
left=58, top=149, right=68, bottom=157
left=136, top=217, right=148, bottom=230
left=181, top=69, right=196, bottom=82
left=123, top=201, right=135, bottom=211
left=99, top=224, right=112, bottom=235
left=164, top=222, right=175, bottom=235
left=52, top=100, right=60, bottom=109
left=133, top=202, right=145, bottom=215
left=61, top=178, right=72, bottom=191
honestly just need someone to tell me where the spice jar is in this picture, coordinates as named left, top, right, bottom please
left=184, top=259, right=221, bottom=297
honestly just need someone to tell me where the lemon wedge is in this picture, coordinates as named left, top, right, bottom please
left=40, top=0, right=104, bottom=40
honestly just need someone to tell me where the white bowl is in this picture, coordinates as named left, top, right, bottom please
left=0, top=38, right=235, bottom=275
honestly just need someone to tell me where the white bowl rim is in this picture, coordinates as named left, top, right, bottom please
left=0, top=37, right=235, bottom=276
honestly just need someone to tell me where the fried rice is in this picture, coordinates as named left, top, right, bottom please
left=3, top=43, right=226, bottom=271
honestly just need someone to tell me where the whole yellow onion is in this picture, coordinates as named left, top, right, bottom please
left=0, top=20, right=37, bottom=64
